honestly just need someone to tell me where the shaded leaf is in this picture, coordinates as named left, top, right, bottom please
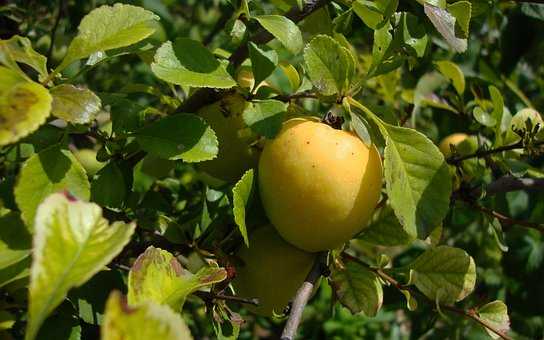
left=25, top=193, right=135, bottom=340
left=128, top=246, right=227, bottom=309
left=135, top=114, right=218, bottom=162
left=242, top=100, right=287, bottom=138
left=0, top=35, right=47, bottom=79
left=50, top=85, right=102, bottom=124
left=254, top=15, right=303, bottom=54
left=359, top=205, right=415, bottom=246
left=91, top=162, right=126, bottom=209
left=330, top=261, right=383, bottom=316
left=57, top=4, right=159, bottom=72
left=477, top=300, right=510, bottom=339
left=408, top=246, right=476, bottom=304
left=102, top=291, right=193, bottom=340
left=248, top=42, right=278, bottom=90
left=151, top=39, right=236, bottom=89
left=0, top=66, right=52, bottom=146
left=447, top=1, right=471, bottom=39
left=232, top=170, right=255, bottom=246
left=400, top=12, right=428, bottom=58
left=14, top=146, right=90, bottom=227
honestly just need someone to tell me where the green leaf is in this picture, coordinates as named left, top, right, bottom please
left=424, top=3, right=467, bottom=53
left=14, top=146, right=90, bottom=227
left=359, top=206, right=415, bottom=246
left=128, top=246, right=227, bottom=309
left=91, top=162, right=126, bottom=209
left=330, top=261, right=383, bottom=316
left=50, top=85, right=102, bottom=124
left=0, top=256, right=30, bottom=288
left=242, top=100, right=287, bottom=138
left=232, top=170, right=255, bottom=246
left=400, top=12, right=428, bottom=58
left=446, top=1, right=471, bottom=39
left=56, top=4, right=159, bottom=72
left=370, top=23, right=393, bottom=73
left=278, top=62, right=301, bottom=92
left=477, top=300, right=510, bottom=339
left=303, top=35, right=355, bottom=96
left=381, top=124, right=452, bottom=239
left=254, top=15, right=303, bottom=54
left=248, top=42, right=278, bottom=90
left=434, top=60, right=465, bottom=94
left=102, top=291, right=193, bottom=340
left=0, top=211, right=31, bottom=270
left=135, top=114, right=218, bottom=162
left=473, top=106, right=496, bottom=127
left=521, top=3, right=544, bottom=21
left=0, top=35, right=48, bottom=79
left=489, top=85, right=504, bottom=126
left=151, top=39, right=236, bottom=89
left=0, top=66, right=52, bottom=146
left=25, top=193, right=135, bottom=340
left=408, top=246, right=476, bottom=304
left=353, top=0, right=398, bottom=30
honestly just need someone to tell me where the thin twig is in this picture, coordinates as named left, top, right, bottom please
left=471, top=202, right=544, bottom=233
left=272, top=91, right=319, bottom=102
left=177, top=0, right=330, bottom=114
left=194, top=291, right=259, bottom=306
left=47, top=0, right=64, bottom=67
left=341, top=253, right=512, bottom=340
left=281, top=252, right=328, bottom=340
left=472, top=175, right=544, bottom=197
left=447, top=140, right=544, bottom=164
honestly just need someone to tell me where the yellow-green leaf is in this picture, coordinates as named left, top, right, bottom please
left=25, top=193, right=135, bottom=340
left=0, top=66, right=52, bottom=146
left=50, top=84, right=102, bottom=124
left=0, top=35, right=48, bottom=80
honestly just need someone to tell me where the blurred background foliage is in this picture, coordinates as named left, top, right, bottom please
left=1, top=0, right=544, bottom=339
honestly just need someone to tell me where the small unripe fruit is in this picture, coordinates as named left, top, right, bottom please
left=197, top=94, right=259, bottom=182
left=504, top=108, right=543, bottom=144
left=439, top=133, right=469, bottom=158
left=258, top=118, right=383, bottom=252
left=232, top=227, right=316, bottom=317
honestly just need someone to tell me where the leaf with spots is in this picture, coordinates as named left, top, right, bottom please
left=128, top=246, right=227, bottom=310
left=134, top=114, right=218, bottom=162
left=25, top=193, right=135, bottom=340
left=0, top=66, right=52, bottom=146
left=330, top=260, right=383, bottom=316
left=102, top=291, right=193, bottom=340
left=0, top=35, right=48, bottom=80
left=408, top=245, right=476, bottom=304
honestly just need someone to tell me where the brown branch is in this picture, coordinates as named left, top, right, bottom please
left=177, top=0, right=330, bottom=113
left=472, top=175, right=544, bottom=197
left=194, top=291, right=259, bottom=306
left=272, top=90, right=319, bottom=102
left=447, top=140, right=544, bottom=164
left=281, top=252, right=328, bottom=340
left=341, top=252, right=513, bottom=340
left=471, top=202, right=544, bottom=233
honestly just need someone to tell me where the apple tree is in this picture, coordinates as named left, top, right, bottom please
left=0, top=0, right=543, bottom=339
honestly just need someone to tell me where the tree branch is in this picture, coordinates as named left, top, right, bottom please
left=470, top=202, right=544, bottom=233
left=281, top=252, right=328, bottom=340
left=177, top=0, right=330, bottom=113
left=472, top=175, right=544, bottom=197
left=447, top=140, right=544, bottom=164
left=194, top=291, right=259, bottom=306
left=341, top=252, right=512, bottom=340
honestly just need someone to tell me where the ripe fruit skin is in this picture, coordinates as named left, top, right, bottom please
left=197, top=94, right=259, bottom=182
left=73, top=149, right=105, bottom=176
left=439, top=133, right=468, bottom=158
left=232, top=227, right=316, bottom=317
left=258, top=118, right=383, bottom=252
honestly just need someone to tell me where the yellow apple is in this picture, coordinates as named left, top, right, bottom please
left=232, top=226, right=316, bottom=317
left=197, top=94, right=260, bottom=182
left=258, top=118, right=383, bottom=252
left=73, top=149, right=105, bottom=176
left=439, top=133, right=469, bottom=158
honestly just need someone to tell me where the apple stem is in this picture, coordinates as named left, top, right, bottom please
left=281, top=252, right=328, bottom=340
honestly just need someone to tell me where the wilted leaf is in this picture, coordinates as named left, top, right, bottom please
left=242, top=100, right=287, bottom=138
left=50, top=85, right=102, bottom=124
left=128, top=246, right=227, bottom=309
left=304, top=35, right=355, bottom=96
left=14, top=146, right=90, bottom=227
left=0, top=66, right=52, bottom=146
left=56, top=4, right=159, bottom=72
left=254, top=15, right=303, bottom=54
left=0, top=35, right=48, bottom=79
left=331, top=260, right=383, bottom=316
left=477, top=300, right=510, bottom=339
left=232, top=170, right=255, bottom=246
left=102, top=291, right=193, bottom=340
left=25, top=193, right=135, bottom=340
left=135, top=114, right=218, bottom=162
left=408, top=246, right=476, bottom=304
left=151, top=39, right=236, bottom=89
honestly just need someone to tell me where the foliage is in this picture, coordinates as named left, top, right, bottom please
left=1, top=0, right=544, bottom=339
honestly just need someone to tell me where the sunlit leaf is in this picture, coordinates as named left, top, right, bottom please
left=254, top=15, right=303, bottom=54
left=50, top=85, right=102, bottom=124
left=232, top=170, right=255, bottom=246
left=0, top=35, right=48, bottom=79
left=477, top=300, right=510, bottom=339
